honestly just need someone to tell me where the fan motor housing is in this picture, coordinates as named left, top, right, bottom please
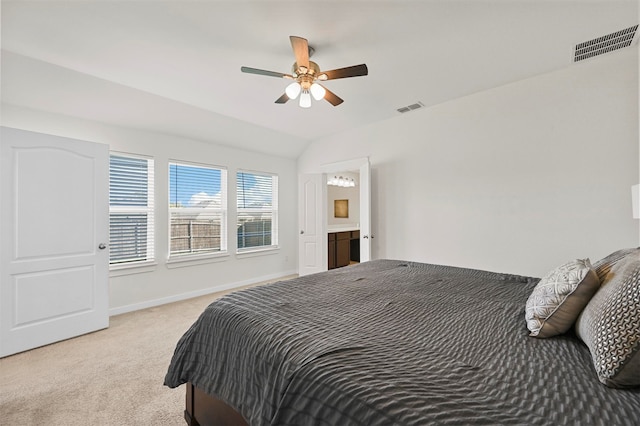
left=292, top=61, right=321, bottom=77
left=292, top=61, right=322, bottom=89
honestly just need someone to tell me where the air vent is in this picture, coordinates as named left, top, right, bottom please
left=397, top=101, right=425, bottom=114
left=574, top=24, right=638, bottom=62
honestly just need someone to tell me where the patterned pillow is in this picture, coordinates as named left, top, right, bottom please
left=525, top=259, right=599, bottom=338
left=575, top=253, right=640, bottom=387
left=592, top=248, right=638, bottom=283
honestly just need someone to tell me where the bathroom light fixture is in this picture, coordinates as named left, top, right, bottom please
left=328, top=176, right=356, bottom=188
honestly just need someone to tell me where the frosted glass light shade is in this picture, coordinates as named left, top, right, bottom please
left=299, top=90, right=311, bottom=108
left=327, top=175, right=357, bottom=187
left=285, top=82, right=301, bottom=99
left=310, top=83, right=326, bottom=101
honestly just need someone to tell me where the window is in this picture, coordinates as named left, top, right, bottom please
left=109, top=154, right=154, bottom=265
left=169, top=162, right=227, bottom=258
left=237, top=171, right=278, bottom=251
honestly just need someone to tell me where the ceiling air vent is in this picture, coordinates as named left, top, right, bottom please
left=574, top=24, right=638, bottom=62
left=397, top=101, right=425, bottom=114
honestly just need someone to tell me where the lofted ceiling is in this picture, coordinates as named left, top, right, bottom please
left=1, top=1, right=638, bottom=158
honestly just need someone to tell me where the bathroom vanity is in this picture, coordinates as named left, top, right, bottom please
left=328, top=228, right=360, bottom=269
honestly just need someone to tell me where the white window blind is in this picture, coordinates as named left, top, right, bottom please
left=169, top=162, right=227, bottom=257
left=109, top=154, right=154, bottom=265
left=237, top=171, right=278, bottom=251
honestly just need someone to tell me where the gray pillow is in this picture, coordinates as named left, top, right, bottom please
left=525, top=259, right=599, bottom=338
left=575, top=252, right=640, bottom=387
left=592, top=247, right=638, bottom=283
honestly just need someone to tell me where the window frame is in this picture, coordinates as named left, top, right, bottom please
left=108, top=152, right=155, bottom=270
left=167, top=160, right=228, bottom=262
left=236, top=169, right=279, bottom=254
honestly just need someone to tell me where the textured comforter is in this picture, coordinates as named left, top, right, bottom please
left=164, top=259, right=640, bottom=425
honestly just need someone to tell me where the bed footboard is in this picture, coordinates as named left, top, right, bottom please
left=184, top=382, right=248, bottom=426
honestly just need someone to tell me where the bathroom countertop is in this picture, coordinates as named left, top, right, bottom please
left=327, top=226, right=360, bottom=233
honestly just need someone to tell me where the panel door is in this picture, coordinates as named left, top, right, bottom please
left=0, top=127, right=109, bottom=357
left=298, top=173, right=326, bottom=276
left=320, top=157, right=372, bottom=263
left=358, top=159, right=371, bottom=262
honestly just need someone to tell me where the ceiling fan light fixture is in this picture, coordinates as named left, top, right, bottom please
left=299, top=90, right=311, bottom=108
left=241, top=35, right=368, bottom=108
left=310, top=83, right=326, bottom=101
left=285, top=82, right=301, bottom=99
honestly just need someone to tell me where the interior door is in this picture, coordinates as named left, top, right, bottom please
left=0, top=127, right=110, bottom=357
left=298, top=173, right=326, bottom=276
left=320, top=157, right=372, bottom=263
left=358, top=159, right=371, bottom=262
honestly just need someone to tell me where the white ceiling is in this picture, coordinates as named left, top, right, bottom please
left=1, top=1, right=638, bottom=158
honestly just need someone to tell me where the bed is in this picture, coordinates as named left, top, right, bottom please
left=164, top=255, right=640, bottom=425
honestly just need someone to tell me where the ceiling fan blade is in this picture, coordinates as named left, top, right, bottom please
left=241, top=66, right=293, bottom=79
left=319, top=64, right=368, bottom=80
left=323, top=86, right=344, bottom=106
left=290, top=36, right=309, bottom=71
left=275, top=93, right=290, bottom=104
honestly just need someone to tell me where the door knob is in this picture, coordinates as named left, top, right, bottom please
left=300, top=230, right=305, bottom=235
left=98, top=243, right=107, bottom=250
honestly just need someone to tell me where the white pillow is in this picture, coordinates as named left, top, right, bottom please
left=525, top=259, right=599, bottom=338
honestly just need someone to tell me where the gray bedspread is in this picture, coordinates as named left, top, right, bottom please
left=164, top=259, right=640, bottom=425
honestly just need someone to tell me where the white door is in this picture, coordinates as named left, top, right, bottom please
left=320, top=157, right=372, bottom=263
left=358, top=159, right=371, bottom=262
left=298, top=173, right=326, bottom=276
left=0, top=127, right=110, bottom=357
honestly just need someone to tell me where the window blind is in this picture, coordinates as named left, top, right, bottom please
left=169, top=162, right=227, bottom=256
left=109, top=154, right=154, bottom=265
left=237, top=171, right=278, bottom=250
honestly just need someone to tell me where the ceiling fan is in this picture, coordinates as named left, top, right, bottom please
left=241, top=36, right=368, bottom=108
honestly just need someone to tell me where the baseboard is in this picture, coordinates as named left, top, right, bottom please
left=108, top=269, right=297, bottom=316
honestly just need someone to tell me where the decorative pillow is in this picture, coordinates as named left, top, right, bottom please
left=575, top=253, right=640, bottom=388
left=592, top=248, right=638, bottom=283
left=525, top=259, right=599, bottom=338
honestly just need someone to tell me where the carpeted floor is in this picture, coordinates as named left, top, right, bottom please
left=0, top=280, right=285, bottom=426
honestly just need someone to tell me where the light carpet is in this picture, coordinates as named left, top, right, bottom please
left=0, top=280, right=286, bottom=426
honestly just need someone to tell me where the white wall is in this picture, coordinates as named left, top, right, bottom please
left=299, top=48, right=639, bottom=277
left=1, top=105, right=298, bottom=314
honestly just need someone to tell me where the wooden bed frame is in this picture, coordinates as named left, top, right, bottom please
left=184, top=382, right=248, bottom=426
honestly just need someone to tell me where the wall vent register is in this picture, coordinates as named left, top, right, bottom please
left=397, top=101, right=425, bottom=114
left=574, top=24, right=638, bottom=62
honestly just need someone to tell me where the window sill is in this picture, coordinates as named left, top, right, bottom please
left=110, top=261, right=158, bottom=277
left=166, top=252, right=230, bottom=269
left=236, top=246, right=280, bottom=259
